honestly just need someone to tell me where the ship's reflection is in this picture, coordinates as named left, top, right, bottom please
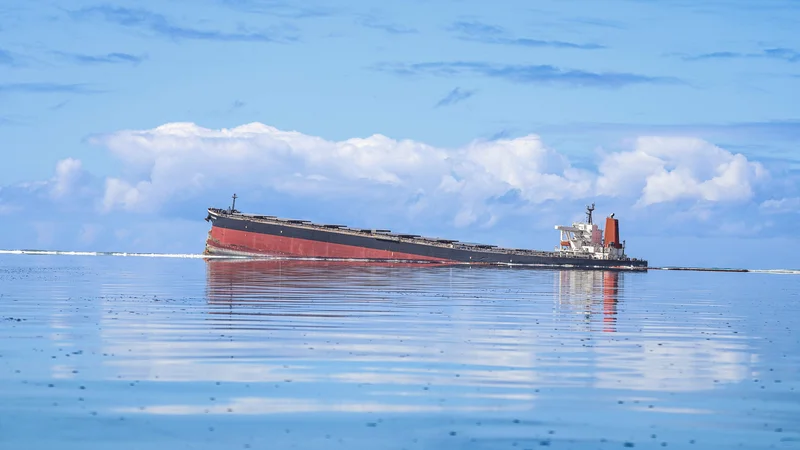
left=204, top=258, right=467, bottom=329
left=206, top=258, right=621, bottom=331
left=556, top=270, right=621, bottom=332
left=205, top=258, right=450, bottom=303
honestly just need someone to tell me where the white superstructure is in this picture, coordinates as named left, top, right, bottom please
left=554, top=204, right=626, bottom=260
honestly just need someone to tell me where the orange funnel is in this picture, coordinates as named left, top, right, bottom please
left=604, top=217, right=622, bottom=249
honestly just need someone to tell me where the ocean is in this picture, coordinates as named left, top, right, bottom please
left=1, top=253, right=798, bottom=449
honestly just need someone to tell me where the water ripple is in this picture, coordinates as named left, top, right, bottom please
left=1, top=256, right=798, bottom=450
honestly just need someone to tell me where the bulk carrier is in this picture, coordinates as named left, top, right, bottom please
left=204, top=195, right=648, bottom=270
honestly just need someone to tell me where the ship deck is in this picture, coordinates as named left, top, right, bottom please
left=207, top=208, right=647, bottom=266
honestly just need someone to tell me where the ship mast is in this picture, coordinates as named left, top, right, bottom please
left=586, top=203, right=595, bottom=224
left=230, top=193, right=238, bottom=213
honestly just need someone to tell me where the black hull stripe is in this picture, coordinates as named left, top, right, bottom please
left=209, top=215, right=648, bottom=269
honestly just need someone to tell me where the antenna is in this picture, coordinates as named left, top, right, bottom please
left=231, top=193, right=238, bottom=213
left=586, top=203, right=595, bottom=224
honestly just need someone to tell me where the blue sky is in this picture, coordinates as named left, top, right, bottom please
left=1, top=0, right=799, bottom=268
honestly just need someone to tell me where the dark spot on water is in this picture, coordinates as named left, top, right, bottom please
left=449, top=431, right=456, bottom=436
left=366, top=422, right=377, bottom=427
left=624, top=443, right=635, bottom=447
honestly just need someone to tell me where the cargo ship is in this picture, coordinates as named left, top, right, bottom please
left=204, top=195, right=648, bottom=270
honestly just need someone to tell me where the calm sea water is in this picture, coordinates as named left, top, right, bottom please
left=1, top=254, right=798, bottom=450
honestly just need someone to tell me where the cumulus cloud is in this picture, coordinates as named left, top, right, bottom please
left=597, top=137, right=767, bottom=206
left=444, top=135, right=593, bottom=203
left=92, top=123, right=598, bottom=225
left=89, top=123, right=768, bottom=222
left=0, top=122, right=775, bottom=251
left=51, top=158, right=88, bottom=199
left=0, top=157, right=98, bottom=218
left=0, top=123, right=787, bottom=253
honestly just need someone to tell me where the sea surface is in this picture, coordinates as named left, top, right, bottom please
left=0, top=253, right=798, bottom=450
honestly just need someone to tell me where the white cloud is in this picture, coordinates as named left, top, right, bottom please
left=50, top=158, right=85, bottom=199
left=91, top=123, right=594, bottom=223
left=597, top=137, right=767, bottom=206
left=0, top=122, right=790, bottom=253
left=1, top=123, right=776, bottom=240
left=0, top=157, right=97, bottom=218
left=94, top=122, right=445, bottom=213
left=760, top=197, right=800, bottom=213
left=90, top=123, right=769, bottom=222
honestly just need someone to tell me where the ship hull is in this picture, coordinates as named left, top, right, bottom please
left=205, top=211, right=648, bottom=270
left=206, top=225, right=449, bottom=262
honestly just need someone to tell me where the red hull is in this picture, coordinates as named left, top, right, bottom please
left=206, top=226, right=451, bottom=262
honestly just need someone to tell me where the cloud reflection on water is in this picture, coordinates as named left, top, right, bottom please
left=6, top=255, right=798, bottom=449
left=90, top=259, right=758, bottom=419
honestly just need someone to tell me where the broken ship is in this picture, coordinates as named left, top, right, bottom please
left=204, top=195, right=648, bottom=270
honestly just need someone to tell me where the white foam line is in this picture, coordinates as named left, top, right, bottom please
left=0, top=249, right=246, bottom=259
left=748, top=269, right=800, bottom=275
left=652, top=266, right=800, bottom=275
left=2, top=249, right=798, bottom=273
left=108, top=252, right=231, bottom=259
